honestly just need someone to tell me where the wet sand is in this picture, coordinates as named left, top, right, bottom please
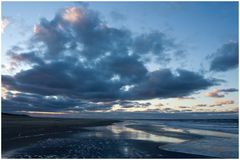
left=2, top=113, right=119, bottom=153
left=3, top=114, right=234, bottom=158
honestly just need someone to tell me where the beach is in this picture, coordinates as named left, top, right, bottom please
left=2, top=114, right=238, bottom=158
left=2, top=113, right=119, bottom=154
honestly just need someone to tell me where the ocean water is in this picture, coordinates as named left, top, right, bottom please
left=144, top=119, right=238, bottom=158
left=3, top=119, right=238, bottom=158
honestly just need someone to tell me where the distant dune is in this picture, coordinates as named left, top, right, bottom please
left=2, top=112, right=30, bottom=117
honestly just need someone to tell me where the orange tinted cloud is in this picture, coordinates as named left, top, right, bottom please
left=63, top=7, right=83, bottom=23
left=215, top=99, right=234, bottom=106
left=204, top=89, right=224, bottom=98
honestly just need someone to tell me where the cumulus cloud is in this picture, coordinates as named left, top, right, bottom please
left=2, top=6, right=220, bottom=113
left=2, top=66, right=217, bottom=102
left=204, top=89, right=224, bottom=98
left=1, top=90, right=114, bottom=113
left=128, top=69, right=218, bottom=99
left=205, top=88, right=238, bottom=98
left=209, top=42, right=238, bottom=72
left=133, top=31, right=175, bottom=63
left=63, top=7, right=84, bottom=23
left=1, top=18, right=10, bottom=33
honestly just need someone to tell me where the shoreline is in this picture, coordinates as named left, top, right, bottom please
left=2, top=114, right=237, bottom=158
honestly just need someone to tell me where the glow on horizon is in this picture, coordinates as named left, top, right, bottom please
left=19, top=111, right=67, bottom=115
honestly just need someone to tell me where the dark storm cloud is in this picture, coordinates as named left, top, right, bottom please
left=99, top=54, right=148, bottom=84
left=209, top=42, right=238, bottom=72
left=2, top=6, right=220, bottom=113
left=2, top=67, right=218, bottom=101
left=2, top=91, right=113, bottom=113
left=3, top=61, right=123, bottom=101
left=128, top=69, right=219, bottom=99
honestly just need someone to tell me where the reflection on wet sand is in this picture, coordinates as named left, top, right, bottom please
left=103, top=123, right=186, bottom=143
left=4, top=120, right=238, bottom=158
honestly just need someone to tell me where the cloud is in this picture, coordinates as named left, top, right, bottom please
left=2, top=61, right=124, bottom=101
left=118, top=101, right=151, bottom=108
left=205, top=88, right=238, bottom=98
left=178, top=106, right=189, bottom=109
left=2, top=66, right=217, bottom=102
left=2, top=6, right=220, bottom=113
left=133, top=31, right=175, bottom=63
left=177, top=96, right=195, bottom=100
left=33, top=25, right=41, bottom=34
left=8, top=50, right=44, bottom=66
left=161, top=107, right=179, bottom=113
left=155, top=103, right=164, bottom=107
left=1, top=18, right=10, bottom=33
left=1, top=90, right=114, bottom=113
left=62, top=7, right=84, bottom=23
left=209, top=42, right=238, bottom=72
left=128, top=69, right=218, bottom=99
left=196, top=104, right=207, bottom=107
left=208, top=99, right=234, bottom=107
left=214, top=99, right=234, bottom=106
left=204, top=89, right=224, bottom=98
left=221, top=88, right=238, bottom=93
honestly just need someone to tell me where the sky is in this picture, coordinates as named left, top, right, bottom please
left=1, top=2, right=239, bottom=118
